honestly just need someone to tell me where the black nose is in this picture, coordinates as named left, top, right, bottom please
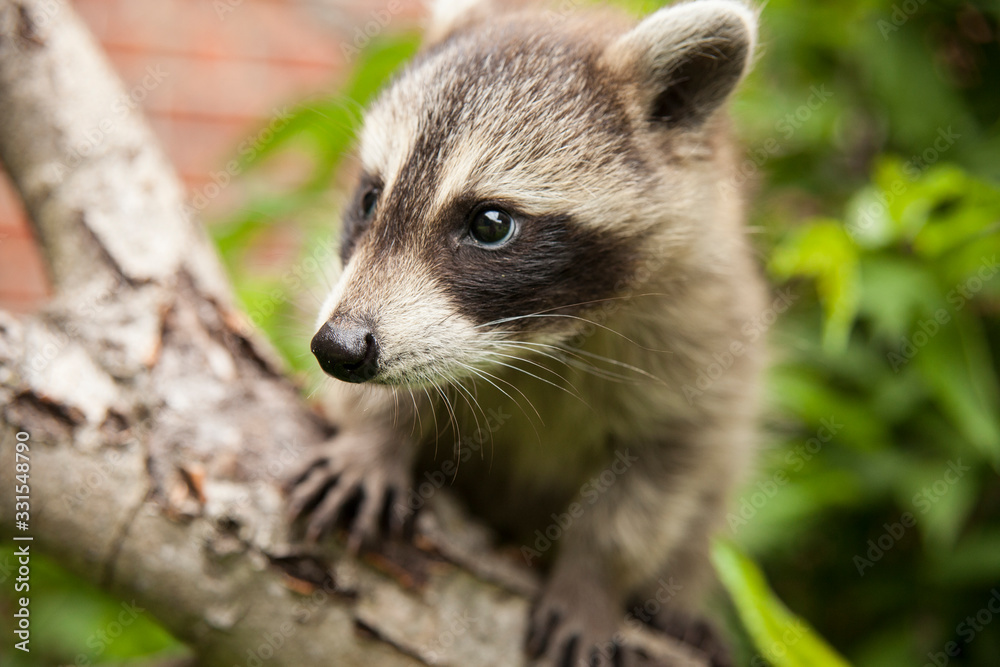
left=311, top=319, right=379, bottom=383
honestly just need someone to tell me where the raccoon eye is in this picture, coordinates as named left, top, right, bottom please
left=360, top=187, right=380, bottom=219
left=469, top=209, right=516, bottom=247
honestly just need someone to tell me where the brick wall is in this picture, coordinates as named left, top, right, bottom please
left=0, top=0, right=422, bottom=312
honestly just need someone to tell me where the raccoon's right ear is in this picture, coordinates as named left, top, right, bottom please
left=605, top=0, right=758, bottom=129
left=424, top=0, right=493, bottom=46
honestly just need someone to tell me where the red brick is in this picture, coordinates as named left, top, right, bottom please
left=78, top=0, right=341, bottom=67
left=3, top=0, right=426, bottom=311
left=210, top=2, right=343, bottom=66
left=0, top=171, right=50, bottom=311
left=0, top=235, right=50, bottom=311
left=105, top=51, right=335, bottom=120
left=0, top=173, right=27, bottom=229
left=147, top=114, right=254, bottom=179
left=72, top=0, right=114, bottom=40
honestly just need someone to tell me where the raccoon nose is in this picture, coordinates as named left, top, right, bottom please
left=311, top=320, right=379, bottom=383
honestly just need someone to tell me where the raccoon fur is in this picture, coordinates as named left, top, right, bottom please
left=288, top=1, right=765, bottom=665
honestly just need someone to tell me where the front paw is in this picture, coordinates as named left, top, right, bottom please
left=526, top=576, right=624, bottom=667
left=650, top=611, right=732, bottom=667
left=284, top=430, right=413, bottom=552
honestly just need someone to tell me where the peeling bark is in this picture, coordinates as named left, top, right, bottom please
left=0, top=1, right=710, bottom=665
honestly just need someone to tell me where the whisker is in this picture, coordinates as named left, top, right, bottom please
left=422, top=385, right=441, bottom=458
left=563, top=345, right=669, bottom=385
left=458, top=361, right=544, bottom=430
left=444, top=379, right=473, bottom=474
left=504, top=340, right=667, bottom=385
left=408, top=388, right=423, bottom=440
left=458, top=362, right=542, bottom=449
left=488, top=340, right=633, bottom=384
left=479, top=347, right=577, bottom=387
left=391, top=386, right=400, bottom=429
left=451, top=373, right=494, bottom=468
left=434, top=383, right=460, bottom=458
left=473, top=292, right=671, bottom=329
left=484, top=313, right=668, bottom=352
left=477, top=352, right=587, bottom=406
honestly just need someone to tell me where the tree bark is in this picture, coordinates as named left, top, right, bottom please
left=0, top=1, right=709, bottom=665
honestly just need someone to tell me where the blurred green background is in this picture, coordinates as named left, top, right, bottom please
left=3, top=0, right=999, bottom=665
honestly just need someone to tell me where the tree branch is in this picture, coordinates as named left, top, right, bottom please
left=0, top=1, right=709, bottom=665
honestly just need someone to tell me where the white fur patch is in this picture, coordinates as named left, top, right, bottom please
left=425, top=0, right=492, bottom=44
left=317, top=247, right=486, bottom=386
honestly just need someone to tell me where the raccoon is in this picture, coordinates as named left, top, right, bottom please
left=288, top=1, right=765, bottom=664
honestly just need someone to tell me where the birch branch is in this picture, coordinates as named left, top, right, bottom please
left=0, top=2, right=708, bottom=665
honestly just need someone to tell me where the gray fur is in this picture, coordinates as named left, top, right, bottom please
left=294, top=2, right=765, bottom=664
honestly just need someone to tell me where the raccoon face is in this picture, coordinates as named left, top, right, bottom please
left=312, top=1, right=757, bottom=386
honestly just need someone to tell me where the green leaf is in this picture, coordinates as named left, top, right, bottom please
left=237, top=34, right=421, bottom=172
left=930, top=527, right=1000, bottom=586
left=911, top=165, right=1000, bottom=259
left=913, top=309, right=1000, bottom=467
left=856, top=255, right=941, bottom=343
left=918, top=467, right=979, bottom=551
left=768, top=365, right=888, bottom=451
left=769, top=220, right=860, bottom=352
left=712, top=542, right=853, bottom=667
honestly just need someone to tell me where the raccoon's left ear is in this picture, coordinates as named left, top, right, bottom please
left=424, top=0, right=493, bottom=46
left=605, top=0, right=758, bottom=129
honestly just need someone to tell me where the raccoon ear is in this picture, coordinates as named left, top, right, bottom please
left=605, top=0, right=758, bottom=129
left=424, top=0, right=493, bottom=46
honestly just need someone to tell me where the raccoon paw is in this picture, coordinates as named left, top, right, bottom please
left=284, top=431, right=414, bottom=553
left=650, top=611, right=732, bottom=667
left=525, top=578, right=624, bottom=667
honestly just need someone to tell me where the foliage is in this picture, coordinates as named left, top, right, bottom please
left=4, top=0, right=998, bottom=665
left=213, top=2, right=1000, bottom=663
left=722, top=0, right=1000, bottom=664
left=0, top=546, right=186, bottom=666
left=712, top=542, right=850, bottom=667
left=210, top=35, right=421, bottom=376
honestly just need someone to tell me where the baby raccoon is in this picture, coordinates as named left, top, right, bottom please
left=288, top=1, right=765, bottom=664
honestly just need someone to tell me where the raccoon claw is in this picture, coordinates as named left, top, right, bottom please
left=651, top=612, right=732, bottom=667
left=284, top=435, right=413, bottom=552
left=526, top=586, right=623, bottom=667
